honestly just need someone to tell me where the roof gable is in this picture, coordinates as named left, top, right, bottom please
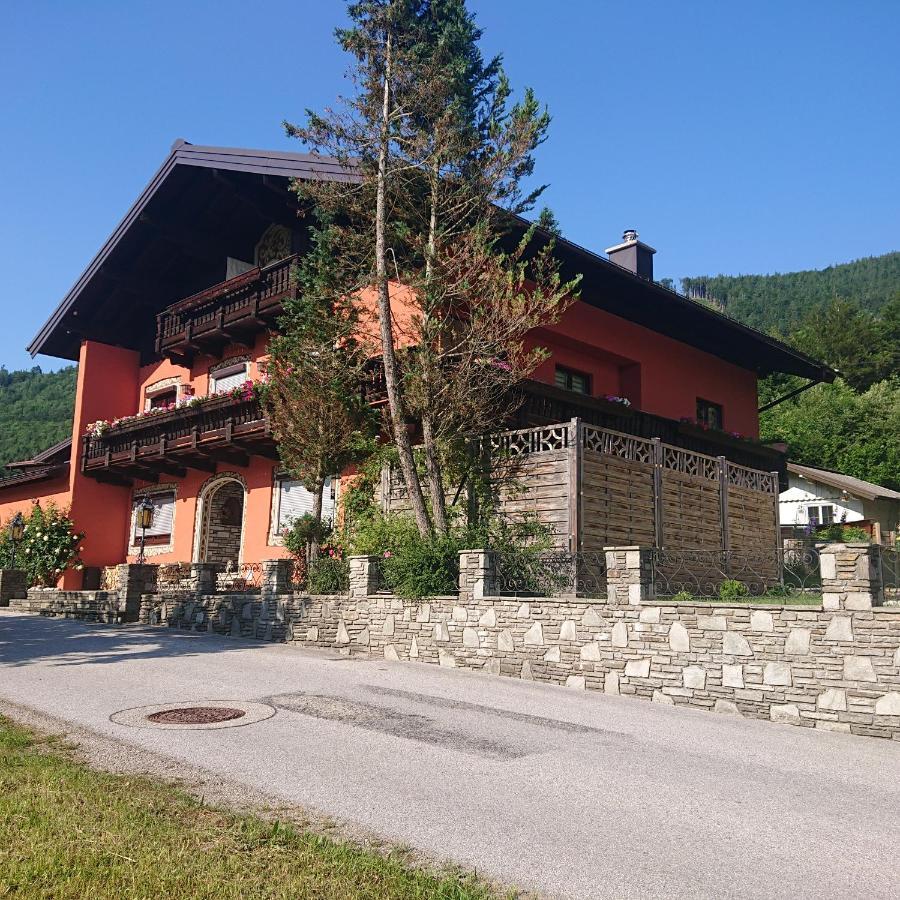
left=29, top=141, right=833, bottom=382
left=787, top=463, right=900, bottom=502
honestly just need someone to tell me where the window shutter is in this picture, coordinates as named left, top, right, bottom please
left=277, top=478, right=335, bottom=531
left=211, top=364, right=248, bottom=394
left=134, top=492, right=175, bottom=539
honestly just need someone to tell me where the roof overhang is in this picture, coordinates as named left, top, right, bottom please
left=30, top=141, right=835, bottom=384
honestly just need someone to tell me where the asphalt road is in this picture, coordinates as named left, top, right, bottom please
left=1, top=610, right=898, bottom=899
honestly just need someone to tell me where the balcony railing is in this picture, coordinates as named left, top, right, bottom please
left=81, top=395, right=277, bottom=484
left=512, top=380, right=785, bottom=484
left=156, top=255, right=298, bottom=361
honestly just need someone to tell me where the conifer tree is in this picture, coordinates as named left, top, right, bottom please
left=285, top=0, right=580, bottom=536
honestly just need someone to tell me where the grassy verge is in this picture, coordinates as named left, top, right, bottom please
left=0, top=716, right=498, bottom=900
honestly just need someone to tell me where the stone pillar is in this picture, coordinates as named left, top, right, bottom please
left=818, top=542, right=883, bottom=610
left=190, top=563, right=218, bottom=595
left=458, top=550, right=495, bottom=601
left=262, top=559, right=294, bottom=597
left=604, top=546, right=655, bottom=604
left=0, top=569, right=27, bottom=607
left=348, top=555, right=381, bottom=598
left=116, top=563, right=158, bottom=622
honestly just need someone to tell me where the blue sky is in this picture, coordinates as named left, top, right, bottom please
left=1, top=0, right=898, bottom=372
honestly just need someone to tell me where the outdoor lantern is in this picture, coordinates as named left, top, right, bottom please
left=136, top=496, right=155, bottom=564
left=8, top=512, right=25, bottom=569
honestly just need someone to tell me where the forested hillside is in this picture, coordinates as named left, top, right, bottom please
left=0, top=366, right=77, bottom=470
left=682, top=252, right=900, bottom=334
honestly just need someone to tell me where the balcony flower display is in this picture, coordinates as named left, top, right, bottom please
left=85, top=379, right=265, bottom=437
left=603, top=395, right=631, bottom=407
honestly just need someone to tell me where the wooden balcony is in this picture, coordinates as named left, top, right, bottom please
left=81, top=395, right=278, bottom=485
left=155, top=255, right=298, bottom=363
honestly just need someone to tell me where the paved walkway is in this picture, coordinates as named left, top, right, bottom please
left=1, top=610, right=898, bottom=899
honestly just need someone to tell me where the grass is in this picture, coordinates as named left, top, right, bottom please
left=0, top=716, right=498, bottom=900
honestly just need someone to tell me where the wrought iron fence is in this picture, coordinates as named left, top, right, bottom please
left=215, top=562, right=263, bottom=592
left=882, top=547, right=899, bottom=601
left=651, top=544, right=822, bottom=602
left=492, top=551, right=607, bottom=597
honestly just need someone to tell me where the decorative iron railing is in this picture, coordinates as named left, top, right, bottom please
left=214, top=563, right=264, bottom=592
left=882, top=547, right=899, bottom=601
left=651, top=545, right=822, bottom=602
left=492, top=551, right=607, bottom=597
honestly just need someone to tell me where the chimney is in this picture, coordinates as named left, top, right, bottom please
left=605, top=229, right=656, bottom=280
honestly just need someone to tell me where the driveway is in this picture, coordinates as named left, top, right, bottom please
left=1, top=610, right=898, bottom=899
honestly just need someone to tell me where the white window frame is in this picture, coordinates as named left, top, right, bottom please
left=806, top=503, right=835, bottom=527
left=143, top=378, right=183, bottom=412
left=128, top=487, right=177, bottom=557
left=210, top=362, right=249, bottom=395
left=269, top=474, right=337, bottom=544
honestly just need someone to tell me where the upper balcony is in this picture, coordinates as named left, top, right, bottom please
left=81, top=393, right=278, bottom=485
left=155, top=255, right=298, bottom=363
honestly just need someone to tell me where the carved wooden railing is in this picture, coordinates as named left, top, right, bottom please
left=82, top=395, right=270, bottom=475
left=155, top=255, right=299, bottom=357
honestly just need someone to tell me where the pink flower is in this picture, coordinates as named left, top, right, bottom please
left=383, top=550, right=393, bottom=558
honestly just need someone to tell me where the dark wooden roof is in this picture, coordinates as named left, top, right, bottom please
left=29, top=140, right=833, bottom=382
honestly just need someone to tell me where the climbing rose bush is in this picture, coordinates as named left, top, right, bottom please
left=0, top=501, right=84, bottom=587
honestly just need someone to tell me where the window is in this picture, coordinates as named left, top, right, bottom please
left=132, top=491, right=175, bottom=546
left=555, top=365, right=591, bottom=395
left=148, top=389, right=177, bottom=410
left=275, top=477, right=335, bottom=534
left=696, top=398, right=723, bottom=430
left=807, top=504, right=834, bottom=527
left=210, top=362, right=249, bottom=395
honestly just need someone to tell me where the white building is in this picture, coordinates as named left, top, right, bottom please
left=779, top=463, right=900, bottom=544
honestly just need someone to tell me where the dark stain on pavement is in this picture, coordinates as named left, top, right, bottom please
left=366, top=685, right=629, bottom=740
left=265, top=691, right=532, bottom=760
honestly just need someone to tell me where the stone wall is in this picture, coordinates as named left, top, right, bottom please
left=202, top=481, right=244, bottom=568
left=0, top=569, right=27, bottom=606
left=12, top=589, right=121, bottom=623
left=288, top=592, right=900, bottom=740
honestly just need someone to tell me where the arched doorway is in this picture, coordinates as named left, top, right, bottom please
left=196, top=476, right=245, bottom=568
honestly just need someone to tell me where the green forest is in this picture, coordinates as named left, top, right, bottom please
left=0, top=366, right=77, bottom=471
left=681, top=251, right=900, bottom=334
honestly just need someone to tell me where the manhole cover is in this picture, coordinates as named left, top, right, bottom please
left=110, top=700, right=276, bottom=730
left=146, top=706, right=246, bottom=725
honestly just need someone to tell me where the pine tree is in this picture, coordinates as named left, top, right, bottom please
left=285, top=0, right=579, bottom=536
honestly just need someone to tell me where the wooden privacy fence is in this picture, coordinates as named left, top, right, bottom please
left=381, top=418, right=780, bottom=557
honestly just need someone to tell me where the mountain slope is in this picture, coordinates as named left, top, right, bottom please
left=681, top=251, right=900, bottom=334
left=0, top=366, right=77, bottom=471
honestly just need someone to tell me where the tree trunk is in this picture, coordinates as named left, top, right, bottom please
left=419, top=168, right=448, bottom=533
left=421, top=415, right=448, bottom=533
left=308, top=475, right=325, bottom=566
left=375, top=25, right=432, bottom=537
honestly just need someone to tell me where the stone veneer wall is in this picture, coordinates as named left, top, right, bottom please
left=288, top=593, right=900, bottom=739
left=12, top=589, right=121, bottom=623
left=202, top=481, right=244, bottom=568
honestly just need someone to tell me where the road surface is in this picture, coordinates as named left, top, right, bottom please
left=1, top=610, right=898, bottom=899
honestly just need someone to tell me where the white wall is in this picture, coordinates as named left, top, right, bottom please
left=778, top=473, right=864, bottom=527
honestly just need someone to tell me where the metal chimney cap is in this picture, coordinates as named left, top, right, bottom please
left=622, top=229, right=639, bottom=243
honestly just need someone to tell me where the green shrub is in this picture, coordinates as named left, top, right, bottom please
left=0, top=501, right=83, bottom=587
left=814, top=524, right=870, bottom=543
left=307, top=556, right=350, bottom=594
left=281, top=514, right=332, bottom=557
left=350, top=512, right=557, bottom=600
left=672, top=590, right=695, bottom=602
left=718, top=579, right=750, bottom=602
